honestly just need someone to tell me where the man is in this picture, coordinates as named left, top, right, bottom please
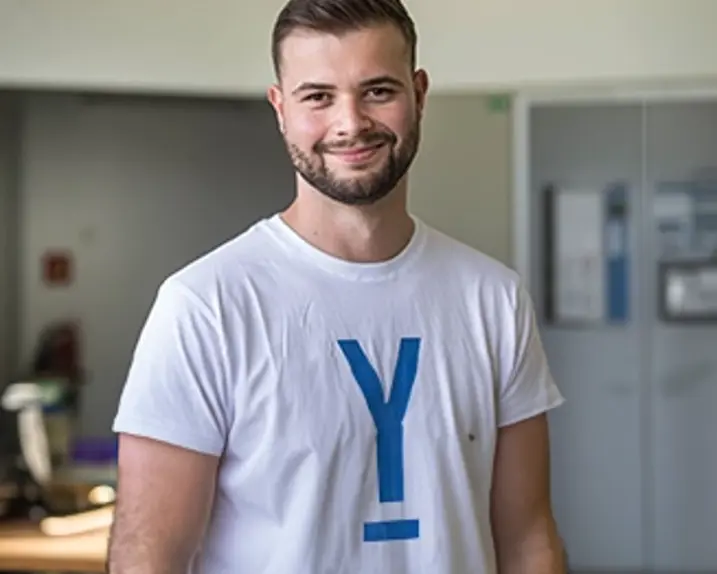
left=108, top=0, right=567, bottom=572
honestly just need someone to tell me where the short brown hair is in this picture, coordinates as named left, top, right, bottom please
left=271, top=0, right=418, bottom=78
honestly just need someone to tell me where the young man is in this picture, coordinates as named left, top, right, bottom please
left=108, top=0, right=567, bottom=572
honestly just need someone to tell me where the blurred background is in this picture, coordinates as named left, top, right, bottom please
left=2, top=1, right=717, bottom=572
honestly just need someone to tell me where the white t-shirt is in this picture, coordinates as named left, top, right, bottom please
left=113, top=214, right=564, bottom=574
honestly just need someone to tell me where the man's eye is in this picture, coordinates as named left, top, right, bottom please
left=304, top=92, right=330, bottom=103
left=366, top=87, right=395, bottom=101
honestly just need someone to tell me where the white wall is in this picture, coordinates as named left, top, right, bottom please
left=1, top=0, right=717, bottom=95
left=17, top=92, right=511, bottom=437
left=410, top=94, right=512, bottom=262
left=19, top=95, right=294, bottom=436
left=0, top=96, right=20, bottom=386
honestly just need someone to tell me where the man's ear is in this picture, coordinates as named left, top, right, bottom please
left=267, top=84, right=286, bottom=133
left=413, top=69, right=430, bottom=118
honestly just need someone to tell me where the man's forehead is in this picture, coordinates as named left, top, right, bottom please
left=278, top=24, right=411, bottom=84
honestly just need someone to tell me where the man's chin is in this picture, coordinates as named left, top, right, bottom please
left=324, top=183, right=395, bottom=207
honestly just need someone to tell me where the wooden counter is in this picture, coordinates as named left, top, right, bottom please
left=0, top=520, right=109, bottom=572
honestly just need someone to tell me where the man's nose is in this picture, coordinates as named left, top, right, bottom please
left=332, top=96, right=373, bottom=139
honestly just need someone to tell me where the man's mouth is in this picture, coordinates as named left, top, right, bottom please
left=330, top=141, right=386, bottom=163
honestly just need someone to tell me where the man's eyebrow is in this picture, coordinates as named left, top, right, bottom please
left=291, top=76, right=405, bottom=96
left=291, top=82, right=335, bottom=96
left=359, top=76, right=405, bottom=89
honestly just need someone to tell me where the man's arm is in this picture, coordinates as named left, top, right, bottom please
left=107, top=434, right=220, bottom=573
left=490, top=413, right=566, bottom=574
left=108, top=279, right=233, bottom=571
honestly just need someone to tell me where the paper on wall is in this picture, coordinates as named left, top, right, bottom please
left=554, top=189, right=605, bottom=322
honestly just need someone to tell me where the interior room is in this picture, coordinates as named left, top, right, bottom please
left=3, top=1, right=717, bottom=572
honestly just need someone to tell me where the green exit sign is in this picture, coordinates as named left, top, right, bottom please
left=487, top=93, right=511, bottom=113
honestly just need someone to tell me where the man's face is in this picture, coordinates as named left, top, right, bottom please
left=268, top=23, right=429, bottom=206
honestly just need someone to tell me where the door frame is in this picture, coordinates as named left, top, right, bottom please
left=512, top=84, right=717, bottom=291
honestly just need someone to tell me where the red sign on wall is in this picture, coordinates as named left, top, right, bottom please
left=42, top=251, right=73, bottom=286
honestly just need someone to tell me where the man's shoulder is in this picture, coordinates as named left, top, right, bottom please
left=421, top=221, right=521, bottom=291
left=158, top=216, right=283, bottom=308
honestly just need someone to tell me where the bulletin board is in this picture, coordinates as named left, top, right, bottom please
left=543, top=182, right=629, bottom=326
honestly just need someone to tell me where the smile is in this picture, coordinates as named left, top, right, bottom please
left=331, top=142, right=386, bottom=164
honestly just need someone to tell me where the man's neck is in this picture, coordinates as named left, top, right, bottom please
left=281, top=182, right=415, bottom=264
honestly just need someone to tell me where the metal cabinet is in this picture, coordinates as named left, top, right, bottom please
left=525, top=98, right=717, bottom=572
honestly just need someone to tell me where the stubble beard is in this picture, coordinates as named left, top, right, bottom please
left=285, top=121, right=420, bottom=207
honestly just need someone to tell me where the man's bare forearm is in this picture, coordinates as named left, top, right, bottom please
left=106, top=513, right=194, bottom=573
left=497, top=522, right=567, bottom=574
left=499, top=548, right=567, bottom=574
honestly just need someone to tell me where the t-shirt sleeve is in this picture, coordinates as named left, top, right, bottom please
left=497, top=281, right=565, bottom=428
left=112, top=279, right=231, bottom=456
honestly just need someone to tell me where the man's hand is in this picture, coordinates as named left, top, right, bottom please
left=490, top=413, right=566, bottom=574
left=107, top=434, right=220, bottom=573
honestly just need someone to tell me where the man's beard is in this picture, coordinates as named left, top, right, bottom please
left=285, top=121, right=420, bottom=206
